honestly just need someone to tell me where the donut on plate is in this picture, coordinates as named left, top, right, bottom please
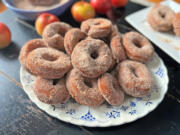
left=123, top=31, right=154, bottom=63
left=26, top=47, right=72, bottom=79
left=173, top=12, right=180, bottom=38
left=109, top=24, right=119, bottom=40
left=98, top=73, right=124, bottom=106
left=100, top=24, right=119, bottom=45
left=42, top=22, right=72, bottom=50
left=64, top=28, right=87, bottom=55
left=81, top=18, right=112, bottom=39
left=19, top=38, right=47, bottom=71
left=71, top=37, right=113, bottom=78
left=117, top=60, right=153, bottom=97
left=147, top=4, right=175, bottom=32
left=110, top=33, right=127, bottom=63
left=66, top=68, right=104, bottom=107
left=34, top=76, right=70, bottom=104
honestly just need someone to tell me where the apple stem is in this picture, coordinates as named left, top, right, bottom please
left=15, top=18, right=36, bottom=31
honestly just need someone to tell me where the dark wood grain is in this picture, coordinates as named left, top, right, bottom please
left=0, top=74, right=89, bottom=135
left=0, top=1, right=179, bottom=135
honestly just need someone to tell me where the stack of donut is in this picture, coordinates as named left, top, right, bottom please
left=147, top=4, right=180, bottom=38
left=19, top=18, right=154, bottom=107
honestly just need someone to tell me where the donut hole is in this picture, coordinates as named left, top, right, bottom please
left=159, top=11, right=166, bottom=18
left=90, top=51, right=99, bottom=59
left=52, top=79, right=59, bottom=85
left=84, top=79, right=93, bottom=88
left=42, top=53, right=58, bottom=61
left=133, top=39, right=142, bottom=48
left=130, top=66, right=138, bottom=78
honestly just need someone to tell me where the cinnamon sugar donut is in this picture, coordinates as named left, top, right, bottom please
left=34, top=77, right=70, bottom=104
left=100, top=25, right=119, bottom=45
left=19, top=39, right=47, bottom=70
left=147, top=4, right=175, bottom=32
left=173, top=12, right=180, bottom=38
left=81, top=18, right=112, bottom=39
left=42, top=22, right=72, bottom=50
left=98, top=73, right=124, bottom=106
left=26, top=48, right=72, bottom=79
left=123, top=32, right=154, bottom=63
left=71, top=37, right=113, bottom=78
left=117, top=60, right=153, bottom=97
left=110, top=33, right=127, bottom=63
left=108, top=58, right=116, bottom=71
left=109, top=25, right=119, bottom=40
left=64, top=28, right=86, bottom=55
left=66, top=69, right=104, bottom=107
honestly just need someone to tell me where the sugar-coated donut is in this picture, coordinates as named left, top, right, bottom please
left=100, top=24, right=119, bottom=45
left=64, top=28, right=87, bottom=55
left=42, top=22, right=72, bottom=50
left=173, top=12, right=180, bottom=38
left=147, top=4, right=175, bottom=32
left=117, top=60, right=153, bottom=97
left=34, top=76, right=70, bottom=104
left=66, top=69, right=104, bottom=107
left=110, top=33, right=127, bottom=63
left=81, top=18, right=112, bottom=39
left=26, top=48, right=72, bottom=79
left=108, top=58, right=116, bottom=71
left=98, top=73, right=124, bottom=106
left=123, top=32, right=154, bottom=63
left=19, top=39, right=47, bottom=71
left=71, top=37, right=113, bottom=78
left=109, top=25, right=119, bottom=40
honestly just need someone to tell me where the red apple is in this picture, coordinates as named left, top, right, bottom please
left=35, top=13, right=60, bottom=36
left=111, top=0, right=128, bottom=7
left=71, top=1, right=95, bottom=23
left=90, top=0, right=112, bottom=14
left=0, top=23, right=11, bottom=49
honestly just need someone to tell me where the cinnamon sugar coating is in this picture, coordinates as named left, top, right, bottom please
left=42, top=22, right=72, bottom=50
left=26, top=48, right=72, bottom=79
left=147, top=4, right=175, bottom=32
left=19, top=38, right=47, bottom=71
left=66, top=69, right=104, bottom=107
left=117, top=60, right=153, bottom=97
left=81, top=18, right=112, bottom=39
left=71, top=37, right=113, bottom=78
left=110, top=33, right=127, bottom=63
left=173, top=12, right=180, bottom=38
left=34, top=76, right=70, bottom=104
left=123, top=32, right=154, bottom=63
left=64, top=28, right=87, bottom=55
left=98, top=73, right=124, bottom=106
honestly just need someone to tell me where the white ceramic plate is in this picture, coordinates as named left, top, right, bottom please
left=126, top=1, right=180, bottom=63
left=130, top=0, right=154, bottom=6
left=20, top=53, right=169, bottom=127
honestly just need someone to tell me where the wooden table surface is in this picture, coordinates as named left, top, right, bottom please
left=0, top=1, right=180, bottom=135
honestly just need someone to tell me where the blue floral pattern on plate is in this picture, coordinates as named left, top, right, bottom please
left=20, top=53, right=169, bottom=127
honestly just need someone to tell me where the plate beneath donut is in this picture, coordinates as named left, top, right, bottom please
left=20, top=53, right=168, bottom=127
